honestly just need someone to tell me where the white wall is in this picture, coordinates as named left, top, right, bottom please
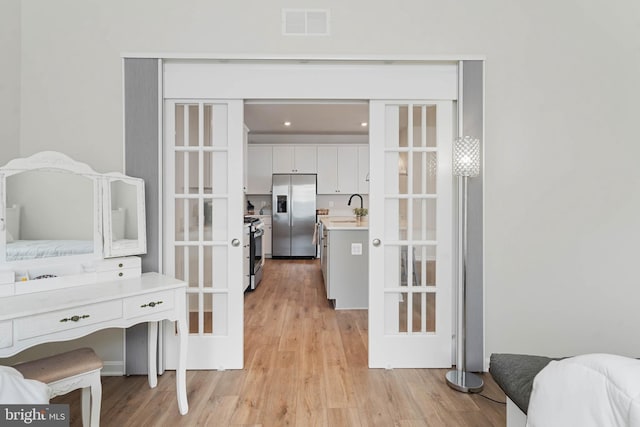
left=0, top=0, right=21, bottom=166
left=4, top=0, right=640, bottom=365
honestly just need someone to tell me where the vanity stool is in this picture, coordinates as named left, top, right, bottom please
left=13, top=347, right=103, bottom=427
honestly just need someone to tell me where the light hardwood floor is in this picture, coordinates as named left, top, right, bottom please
left=54, top=259, right=506, bottom=426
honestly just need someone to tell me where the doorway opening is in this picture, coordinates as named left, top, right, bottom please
left=242, top=99, right=371, bottom=369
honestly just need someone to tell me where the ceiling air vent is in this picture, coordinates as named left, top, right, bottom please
left=282, top=9, right=330, bottom=36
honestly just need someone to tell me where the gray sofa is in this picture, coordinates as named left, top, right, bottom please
left=490, top=353, right=566, bottom=426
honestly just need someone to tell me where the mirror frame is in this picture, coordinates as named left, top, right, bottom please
left=0, top=151, right=103, bottom=266
left=102, top=173, right=147, bottom=258
left=0, top=151, right=147, bottom=269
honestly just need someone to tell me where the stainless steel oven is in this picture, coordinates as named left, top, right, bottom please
left=245, top=217, right=265, bottom=290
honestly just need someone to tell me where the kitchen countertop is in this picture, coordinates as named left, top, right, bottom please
left=320, top=216, right=369, bottom=231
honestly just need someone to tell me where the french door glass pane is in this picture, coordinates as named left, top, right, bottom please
left=203, top=151, right=228, bottom=194
left=174, top=198, right=199, bottom=241
left=203, top=246, right=212, bottom=287
left=384, top=103, right=441, bottom=336
left=187, top=152, right=199, bottom=194
left=173, top=151, right=200, bottom=194
left=175, top=105, right=185, bottom=146
left=413, top=198, right=436, bottom=241
left=174, top=104, right=199, bottom=147
left=411, top=152, right=437, bottom=195
left=175, top=152, right=185, bottom=193
left=173, top=246, right=201, bottom=288
left=207, top=199, right=228, bottom=241
left=203, top=105, right=213, bottom=147
left=175, top=245, right=184, bottom=282
left=414, top=247, right=437, bottom=287
left=173, top=101, right=234, bottom=344
left=187, top=105, right=199, bottom=146
left=204, top=104, right=228, bottom=148
left=387, top=291, right=436, bottom=334
left=188, top=293, right=199, bottom=333
left=174, top=199, right=185, bottom=241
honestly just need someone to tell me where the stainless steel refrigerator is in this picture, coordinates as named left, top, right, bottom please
left=272, top=174, right=317, bottom=257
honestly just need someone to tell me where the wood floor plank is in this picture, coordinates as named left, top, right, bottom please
left=54, top=259, right=505, bottom=426
left=327, top=407, right=362, bottom=426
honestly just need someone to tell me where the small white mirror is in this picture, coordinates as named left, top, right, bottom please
left=103, top=175, right=146, bottom=258
left=3, top=169, right=98, bottom=262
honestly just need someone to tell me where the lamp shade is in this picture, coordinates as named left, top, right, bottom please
left=453, top=136, right=480, bottom=177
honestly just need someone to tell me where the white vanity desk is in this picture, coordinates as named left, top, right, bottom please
left=0, top=152, right=189, bottom=415
left=0, top=271, right=189, bottom=415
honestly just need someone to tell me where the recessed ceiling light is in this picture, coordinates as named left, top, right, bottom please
left=284, top=121, right=291, bottom=127
left=361, top=122, right=368, bottom=127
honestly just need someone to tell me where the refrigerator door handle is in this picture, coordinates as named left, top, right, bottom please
left=288, top=187, right=292, bottom=226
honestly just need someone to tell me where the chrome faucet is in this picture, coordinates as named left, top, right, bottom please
left=348, top=193, right=363, bottom=209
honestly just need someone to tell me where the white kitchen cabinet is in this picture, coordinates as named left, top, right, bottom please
left=258, top=215, right=272, bottom=258
left=317, top=145, right=359, bottom=194
left=243, top=224, right=250, bottom=291
left=317, top=146, right=338, bottom=194
left=272, top=145, right=317, bottom=174
left=358, top=145, right=369, bottom=194
left=243, top=125, right=249, bottom=193
left=247, top=145, right=273, bottom=194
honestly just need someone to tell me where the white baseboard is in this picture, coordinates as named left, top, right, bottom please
left=101, top=360, right=125, bottom=376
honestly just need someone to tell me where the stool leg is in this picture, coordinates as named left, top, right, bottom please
left=90, top=373, right=102, bottom=427
left=81, top=387, right=90, bottom=426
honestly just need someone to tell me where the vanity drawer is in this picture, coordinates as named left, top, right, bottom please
left=97, top=267, right=141, bottom=282
left=16, top=300, right=123, bottom=340
left=96, top=256, right=141, bottom=271
left=124, top=290, right=174, bottom=319
left=0, top=321, right=13, bottom=349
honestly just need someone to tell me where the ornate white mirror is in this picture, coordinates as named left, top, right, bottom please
left=103, top=174, right=146, bottom=258
left=0, top=152, right=147, bottom=291
left=0, top=152, right=102, bottom=264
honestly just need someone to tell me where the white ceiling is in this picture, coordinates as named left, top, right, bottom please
left=244, top=101, right=369, bottom=135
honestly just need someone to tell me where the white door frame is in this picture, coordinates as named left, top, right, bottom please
left=156, top=56, right=480, bottom=369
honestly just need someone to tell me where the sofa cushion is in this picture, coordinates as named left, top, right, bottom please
left=489, top=353, right=561, bottom=414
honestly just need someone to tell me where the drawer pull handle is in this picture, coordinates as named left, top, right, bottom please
left=118, top=272, right=124, bottom=277
left=118, top=263, right=124, bottom=268
left=141, top=301, right=163, bottom=308
left=60, top=314, right=90, bottom=323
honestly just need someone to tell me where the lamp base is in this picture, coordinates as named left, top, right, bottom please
left=445, top=370, right=484, bottom=393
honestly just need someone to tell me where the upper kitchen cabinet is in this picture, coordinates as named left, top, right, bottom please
left=317, top=145, right=359, bottom=194
left=247, top=145, right=273, bottom=194
left=272, top=145, right=317, bottom=174
left=358, top=145, right=369, bottom=194
left=243, top=125, right=249, bottom=193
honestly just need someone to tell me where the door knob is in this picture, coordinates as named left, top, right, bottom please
left=231, top=239, right=240, bottom=247
left=372, top=238, right=381, bottom=247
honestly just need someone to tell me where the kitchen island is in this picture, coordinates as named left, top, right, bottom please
left=319, top=217, right=368, bottom=309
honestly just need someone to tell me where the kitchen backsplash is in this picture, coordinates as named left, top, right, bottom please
left=245, top=194, right=368, bottom=216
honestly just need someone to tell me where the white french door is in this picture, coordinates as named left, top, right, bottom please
left=368, top=100, right=454, bottom=368
left=163, top=100, right=244, bottom=370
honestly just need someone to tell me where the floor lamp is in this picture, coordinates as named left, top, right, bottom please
left=445, top=136, right=484, bottom=393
